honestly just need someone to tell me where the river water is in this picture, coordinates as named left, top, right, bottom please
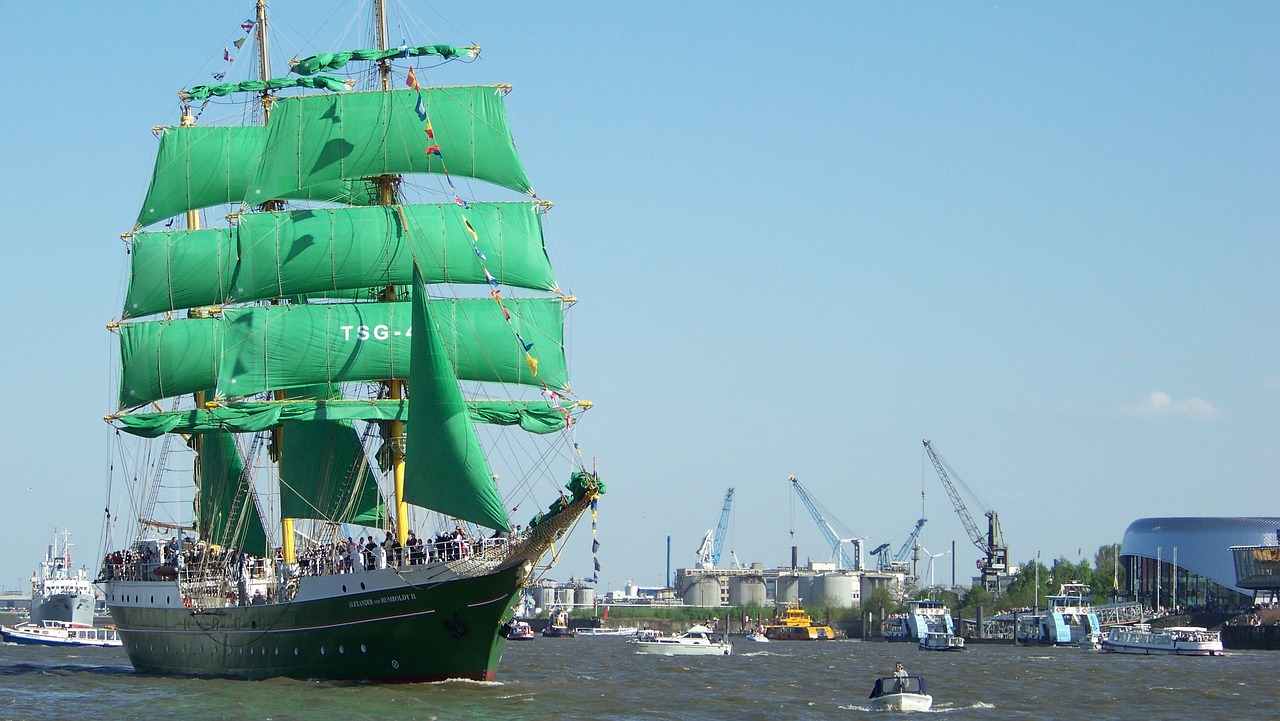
left=1, top=636, right=1275, bottom=720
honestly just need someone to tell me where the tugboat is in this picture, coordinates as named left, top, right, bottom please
left=542, top=608, right=576, bottom=638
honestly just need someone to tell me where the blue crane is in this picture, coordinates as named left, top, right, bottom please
left=712, top=487, right=734, bottom=567
left=696, top=487, right=735, bottom=569
left=869, top=517, right=927, bottom=573
left=788, top=475, right=863, bottom=571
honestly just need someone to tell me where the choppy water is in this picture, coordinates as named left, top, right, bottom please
left=1, top=637, right=1276, bottom=720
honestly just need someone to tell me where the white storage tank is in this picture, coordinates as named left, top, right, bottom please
left=556, top=586, right=575, bottom=608
left=809, top=573, right=856, bottom=608
left=574, top=586, right=596, bottom=609
left=775, top=574, right=801, bottom=603
left=728, top=575, right=767, bottom=606
left=681, top=575, right=723, bottom=607
left=537, top=585, right=557, bottom=612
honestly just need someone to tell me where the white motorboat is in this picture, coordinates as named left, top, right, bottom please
left=918, top=631, right=965, bottom=651
left=867, top=675, right=933, bottom=712
left=577, top=626, right=640, bottom=637
left=1101, top=625, right=1224, bottom=656
left=1, top=621, right=122, bottom=648
left=630, top=624, right=732, bottom=656
left=746, top=630, right=770, bottom=643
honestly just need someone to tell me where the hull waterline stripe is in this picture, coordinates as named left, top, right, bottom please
left=467, top=594, right=508, bottom=608
left=120, top=606, right=437, bottom=636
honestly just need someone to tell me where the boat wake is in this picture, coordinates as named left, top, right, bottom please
left=0, top=662, right=136, bottom=678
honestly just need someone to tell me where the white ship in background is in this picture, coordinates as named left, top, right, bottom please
left=29, top=530, right=96, bottom=628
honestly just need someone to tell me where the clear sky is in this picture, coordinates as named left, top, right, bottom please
left=0, top=1, right=1276, bottom=595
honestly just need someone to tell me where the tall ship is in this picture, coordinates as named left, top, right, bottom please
left=882, top=599, right=956, bottom=642
left=29, top=530, right=95, bottom=628
left=97, top=1, right=604, bottom=682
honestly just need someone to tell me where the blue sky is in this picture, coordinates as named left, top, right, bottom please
left=0, top=1, right=1276, bottom=594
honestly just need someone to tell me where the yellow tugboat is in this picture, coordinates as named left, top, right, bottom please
left=763, top=603, right=836, bottom=640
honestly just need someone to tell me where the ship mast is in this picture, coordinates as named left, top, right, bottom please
left=372, top=0, right=410, bottom=548
left=250, top=0, right=300, bottom=567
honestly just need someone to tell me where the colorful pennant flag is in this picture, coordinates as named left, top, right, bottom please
left=233, top=37, right=245, bottom=49
left=223, top=47, right=232, bottom=62
left=524, top=353, right=538, bottom=375
left=399, top=39, right=409, bottom=57
left=425, top=120, right=435, bottom=139
left=424, top=144, right=442, bottom=157
left=212, top=72, right=226, bottom=81
left=405, top=66, right=420, bottom=90
left=463, top=218, right=479, bottom=243
left=241, top=19, right=255, bottom=32
left=453, top=195, right=469, bottom=209
left=483, top=269, right=498, bottom=288
left=592, top=539, right=600, bottom=553
left=414, top=93, right=427, bottom=121
left=516, top=333, right=533, bottom=352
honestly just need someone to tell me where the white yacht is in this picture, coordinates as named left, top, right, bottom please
left=918, top=630, right=965, bottom=651
left=1, top=620, right=122, bottom=648
left=867, top=675, right=933, bottom=711
left=629, top=624, right=732, bottom=656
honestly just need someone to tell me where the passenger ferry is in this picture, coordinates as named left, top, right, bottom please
left=1101, top=625, right=1224, bottom=656
left=1022, top=583, right=1104, bottom=647
left=1, top=621, right=122, bottom=648
left=883, top=599, right=957, bottom=642
left=763, top=603, right=836, bottom=640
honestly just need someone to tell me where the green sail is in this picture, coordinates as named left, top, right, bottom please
left=112, top=399, right=576, bottom=437
left=248, top=88, right=533, bottom=205
left=197, top=430, right=269, bottom=555
left=135, top=125, right=377, bottom=228
left=404, top=265, right=509, bottom=531
left=181, top=75, right=348, bottom=102
left=291, top=45, right=476, bottom=76
left=124, top=228, right=237, bottom=317
left=125, top=202, right=556, bottom=318
left=118, top=298, right=567, bottom=407
left=278, top=386, right=382, bottom=523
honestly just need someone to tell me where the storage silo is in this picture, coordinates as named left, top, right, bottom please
left=775, top=574, right=801, bottom=603
left=537, top=585, right=557, bottom=612
left=574, top=586, right=596, bottom=609
left=556, top=586, right=575, bottom=608
left=810, top=573, right=856, bottom=608
left=681, top=575, right=723, bottom=607
left=728, top=575, right=767, bottom=606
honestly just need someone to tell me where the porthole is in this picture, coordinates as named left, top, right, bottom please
left=274, top=647, right=279, bottom=655
left=360, top=583, right=366, bottom=590
left=294, top=648, right=299, bottom=656
left=167, top=597, right=171, bottom=604
left=339, top=645, right=345, bottom=654
left=342, top=585, right=347, bottom=592
left=360, top=644, right=367, bottom=653
left=321, top=646, right=326, bottom=655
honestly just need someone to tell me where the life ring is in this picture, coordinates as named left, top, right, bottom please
left=183, top=597, right=193, bottom=608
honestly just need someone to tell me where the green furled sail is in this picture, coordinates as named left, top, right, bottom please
left=247, top=87, right=532, bottom=205
left=112, top=398, right=575, bottom=437
left=277, top=386, right=382, bottom=523
left=404, top=265, right=509, bottom=532
left=196, top=430, right=269, bottom=556
left=123, top=202, right=556, bottom=318
left=181, top=75, right=349, bottom=102
left=291, top=45, right=476, bottom=76
left=118, top=298, right=567, bottom=408
left=135, top=125, right=377, bottom=228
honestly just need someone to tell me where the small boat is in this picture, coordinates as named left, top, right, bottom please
left=630, top=624, right=732, bottom=656
left=1100, top=624, right=1224, bottom=656
left=577, top=626, right=639, bottom=637
left=503, top=620, right=536, bottom=641
left=542, top=608, right=576, bottom=638
left=763, top=603, right=836, bottom=640
left=1, top=621, right=122, bottom=648
left=1038, top=583, right=1104, bottom=646
left=746, top=629, right=770, bottom=643
left=868, top=675, right=932, bottom=712
left=918, top=631, right=965, bottom=651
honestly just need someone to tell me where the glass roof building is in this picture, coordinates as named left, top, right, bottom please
left=1119, top=517, right=1280, bottom=613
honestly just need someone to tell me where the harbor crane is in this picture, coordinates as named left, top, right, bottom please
left=695, top=487, right=735, bottom=569
left=788, top=475, right=864, bottom=571
left=922, top=439, right=1008, bottom=594
left=871, top=517, right=928, bottom=575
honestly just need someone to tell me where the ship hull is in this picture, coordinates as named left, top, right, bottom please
left=107, top=564, right=523, bottom=682
left=31, top=593, right=95, bottom=627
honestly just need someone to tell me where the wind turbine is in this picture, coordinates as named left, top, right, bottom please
left=917, top=544, right=951, bottom=589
